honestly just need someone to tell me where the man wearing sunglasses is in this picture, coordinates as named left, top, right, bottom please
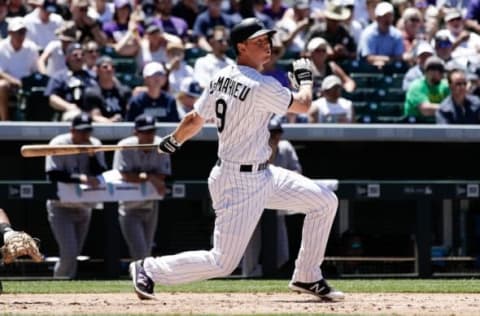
left=0, top=16, right=38, bottom=120
left=436, top=68, right=480, bottom=124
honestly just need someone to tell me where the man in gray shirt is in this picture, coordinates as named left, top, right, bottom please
left=113, top=114, right=171, bottom=260
left=45, top=112, right=107, bottom=278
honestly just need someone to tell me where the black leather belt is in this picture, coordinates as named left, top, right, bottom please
left=216, top=159, right=268, bottom=172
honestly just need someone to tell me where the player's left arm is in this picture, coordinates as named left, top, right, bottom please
left=159, top=111, right=205, bottom=154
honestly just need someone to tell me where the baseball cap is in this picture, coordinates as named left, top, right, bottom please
left=7, top=17, right=26, bottom=32
left=65, top=42, right=83, bottom=56
left=134, top=114, right=156, bottom=131
left=268, top=116, right=283, bottom=133
left=179, top=77, right=203, bottom=98
left=72, top=0, right=89, bottom=7
left=145, top=21, right=162, bottom=34
left=230, top=18, right=276, bottom=45
left=71, top=113, right=93, bottom=131
left=415, top=41, right=434, bottom=57
left=96, top=55, right=113, bottom=66
left=374, top=2, right=394, bottom=17
left=444, top=9, right=462, bottom=22
left=424, top=56, right=445, bottom=72
left=306, top=37, right=328, bottom=53
left=294, top=0, right=310, bottom=9
left=142, top=61, right=166, bottom=77
left=43, top=0, right=58, bottom=13
left=321, top=75, right=342, bottom=90
left=114, top=0, right=130, bottom=8
left=166, top=40, right=185, bottom=51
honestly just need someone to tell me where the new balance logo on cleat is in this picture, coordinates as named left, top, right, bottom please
left=288, top=279, right=345, bottom=302
left=129, top=260, right=156, bottom=300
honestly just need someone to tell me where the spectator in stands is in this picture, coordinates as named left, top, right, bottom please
left=154, top=0, right=188, bottom=39
left=262, top=0, right=288, bottom=22
left=131, top=20, right=181, bottom=72
left=275, top=0, right=311, bottom=56
left=24, top=0, right=64, bottom=51
left=343, top=0, right=363, bottom=46
left=126, top=61, right=179, bottom=122
left=306, top=37, right=355, bottom=99
left=113, top=114, right=171, bottom=260
left=83, top=56, right=131, bottom=122
left=44, top=42, right=98, bottom=121
left=436, top=68, right=480, bottom=124
left=397, top=7, right=425, bottom=65
left=45, top=112, right=107, bottom=279
left=403, top=41, right=434, bottom=91
left=171, top=0, right=204, bottom=30
left=70, top=0, right=107, bottom=45
left=0, top=17, right=39, bottom=120
left=92, top=0, right=115, bottom=25
left=465, top=0, right=480, bottom=34
left=193, top=25, right=234, bottom=89
left=357, top=1, right=405, bottom=68
left=83, top=40, right=100, bottom=76
left=306, top=2, right=357, bottom=61
left=176, top=76, right=202, bottom=119
left=442, top=8, right=480, bottom=68
left=0, top=0, right=8, bottom=38
left=432, top=29, right=454, bottom=63
left=37, top=20, right=77, bottom=76
left=404, top=56, right=450, bottom=123
left=165, top=40, right=193, bottom=96
left=309, top=75, right=354, bottom=123
left=7, top=0, right=27, bottom=17
left=193, top=0, right=234, bottom=52
left=102, top=0, right=135, bottom=44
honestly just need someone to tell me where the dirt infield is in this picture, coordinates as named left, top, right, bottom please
left=1, top=292, right=479, bottom=315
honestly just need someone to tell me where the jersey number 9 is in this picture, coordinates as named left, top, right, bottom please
left=215, top=99, right=227, bottom=133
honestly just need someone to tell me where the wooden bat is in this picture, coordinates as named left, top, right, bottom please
left=21, top=144, right=162, bottom=157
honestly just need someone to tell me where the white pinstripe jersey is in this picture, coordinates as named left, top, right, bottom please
left=195, top=64, right=293, bottom=164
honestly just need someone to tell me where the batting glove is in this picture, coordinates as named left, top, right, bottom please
left=288, top=58, right=313, bottom=89
left=158, top=134, right=181, bottom=154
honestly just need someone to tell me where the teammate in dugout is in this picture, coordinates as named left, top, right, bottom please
left=129, top=17, right=344, bottom=301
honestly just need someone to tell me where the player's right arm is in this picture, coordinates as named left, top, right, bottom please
left=287, top=58, right=313, bottom=114
left=159, top=110, right=205, bottom=154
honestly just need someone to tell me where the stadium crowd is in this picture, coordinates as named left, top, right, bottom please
left=0, top=0, right=479, bottom=124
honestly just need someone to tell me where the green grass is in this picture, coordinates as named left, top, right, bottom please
left=2, top=278, right=480, bottom=294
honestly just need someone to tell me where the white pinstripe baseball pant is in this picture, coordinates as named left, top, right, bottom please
left=144, top=163, right=338, bottom=284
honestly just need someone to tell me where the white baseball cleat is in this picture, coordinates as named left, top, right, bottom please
left=289, top=279, right=345, bottom=302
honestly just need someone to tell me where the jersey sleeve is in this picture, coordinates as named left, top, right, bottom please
left=193, top=86, right=214, bottom=121
left=256, top=76, right=293, bottom=115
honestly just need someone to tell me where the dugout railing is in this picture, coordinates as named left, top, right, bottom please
left=0, top=179, right=479, bottom=279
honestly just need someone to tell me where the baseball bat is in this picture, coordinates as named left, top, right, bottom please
left=21, top=144, right=162, bottom=157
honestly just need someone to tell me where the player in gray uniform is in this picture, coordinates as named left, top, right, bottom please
left=130, top=18, right=344, bottom=301
left=113, top=114, right=171, bottom=260
left=45, top=113, right=107, bottom=278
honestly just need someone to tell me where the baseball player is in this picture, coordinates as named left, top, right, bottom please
left=45, top=112, right=108, bottom=279
left=130, top=18, right=344, bottom=301
left=113, top=114, right=171, bottom=260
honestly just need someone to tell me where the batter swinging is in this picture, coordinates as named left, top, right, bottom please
left=130, top=17, right=344, bottom=302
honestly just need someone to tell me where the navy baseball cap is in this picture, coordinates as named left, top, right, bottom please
left=135, top=114, right=157, bottom=131
left=71, top=113, right=93, bottom=131
left=230, top=18, right=276, bottom=46
left=43, top=0, right=58, bottom=13
left=180, top=77, right=203, bottom=98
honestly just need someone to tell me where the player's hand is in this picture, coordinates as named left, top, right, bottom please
left=1, top=231, right=43, bottom=264
left=288, top=58, right=313, bottom=89
left=158, top=134, right=181, bottom=154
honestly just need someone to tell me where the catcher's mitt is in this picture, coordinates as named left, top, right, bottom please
left=1, top=231, right=43, bottom=264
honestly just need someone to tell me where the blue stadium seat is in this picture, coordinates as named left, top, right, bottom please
left=19, top=72, right=54, bottom=121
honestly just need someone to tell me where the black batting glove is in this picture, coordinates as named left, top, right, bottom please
left=159, top=134, right=181, bottom=154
